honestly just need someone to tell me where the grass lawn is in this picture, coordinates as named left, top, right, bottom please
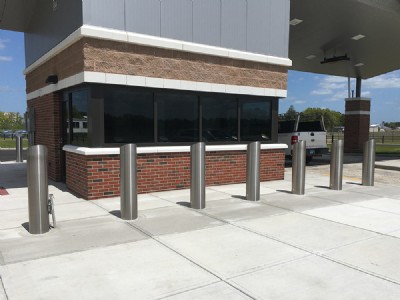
left=0, top=138, right=29, bottom=149
left=376, top=145, right=400, bottom=155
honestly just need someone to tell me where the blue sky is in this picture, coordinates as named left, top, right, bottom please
left=1, top=30, right=399, bottom=123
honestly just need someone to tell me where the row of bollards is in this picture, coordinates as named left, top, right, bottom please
left=27, top=139, right=376, bottom=233
left=291, top=139, right=376, bottom=195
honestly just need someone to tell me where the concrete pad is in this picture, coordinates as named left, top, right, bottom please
left=204, top=198, right=287, bottom=222
left=236, top=212, right=377, bottom=252
left=0, top=216, right=147, bottom=264
left=1, top=239, right=218, bottom=299
left=351, top=198, right=400, bottom=215
left=53, top=201, right=109, bottom=222
left=261, top=192, right=339, bottom=212
left=159, top=225, right=307, bottom=278
left=0, top=208, right=27, bottom=230
left=164, top=282, right=251, bottom=300
left=314, top=190, right=380, bottom=204
left=326, top=235, right=400, bottom=283
left=231, top=255, right=400, bottom=300
left=93, top=194, right=174, bottom=212
left=356, top=186, right=400, bottom=198
left=304, top=204, right=400, bottom=233
left=0, top=284, right=6, bottom=300
left=0, top=195, right=27, bottom=210
left=133, top=206, right=223, bottom=236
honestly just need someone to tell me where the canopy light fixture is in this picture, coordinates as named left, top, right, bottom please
left=305, top=55, right=316, bottom=60
left=354, top=63, right=364, bottom=67
left=46, top=75, right=58, bottom=84
left=320, top=54, right=350, bottom=64
left=290, top=18, right=303, bottom=26
left=352, top=34, right=366, bottom=41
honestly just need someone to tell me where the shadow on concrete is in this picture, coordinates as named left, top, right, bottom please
left=177, top=201, right=191, bottom=208
left=109, top=210, right=122, bottom=219
left=231, top=195, right=247, bottom=200
left=21, top=222, right=30, bottom=232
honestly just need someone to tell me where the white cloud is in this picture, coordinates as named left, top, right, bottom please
left=311, top=89, right=332, bottom=95
left=310, top=75, right=348, bottom=97
left=0, top=39, right=8, bottom=50
left=0, top=56, right=12, bottom=62
left=294, top=100, right=306, bottom=104
left=364, top=72, right=400, bottom=89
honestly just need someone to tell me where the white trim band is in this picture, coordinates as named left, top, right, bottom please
left=63, top=144, right=288, bottom=156
left=345, top=111, right=371, bottom=116
left=27, top=71, right=287, bottom=100
left=24, top=25, right=292, bottom=75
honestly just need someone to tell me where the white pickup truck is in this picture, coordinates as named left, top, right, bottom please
left=278, top=116, right=329, bottom=163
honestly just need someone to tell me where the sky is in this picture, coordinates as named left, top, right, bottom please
left=1, top=30, right=399, bottom=124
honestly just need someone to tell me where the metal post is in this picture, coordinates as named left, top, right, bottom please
left=120, top=144, right=138, bottom=220
left=190, top=142, right=205, bottom=209
left=362, top=139, right=376, bottom=186
left=27, top=145, right=50, bottom=234
left=330, top=140, right=344, bottom=190
left=16, top=135, right=23, bottom=163
left=246, top=141, right=261, bottom=201
left=292, top=140, right=306, bottom=195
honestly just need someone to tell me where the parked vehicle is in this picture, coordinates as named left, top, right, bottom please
left=278, top=115, right=329, bottom=163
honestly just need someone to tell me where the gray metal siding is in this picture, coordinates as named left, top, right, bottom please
left=25, top=0, right=83, bottom=66
left=160, top=0, right=193, bottom=41
left=221, top=0, right=247, bottom=51
left=193, top=0, right=221, bottom=47
left=269, top=0, right=290, bottom=57
left=125, top=0, right=161, bottom=36
left=247, top=0, right=271, bottom=55
left=82, top=0, right=125, bottom=30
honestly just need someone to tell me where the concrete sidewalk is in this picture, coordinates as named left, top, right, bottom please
left=1, top=162, right=400, bottom=299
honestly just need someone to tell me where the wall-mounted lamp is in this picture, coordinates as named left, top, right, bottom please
left=45, top=75, right=58, bottom=84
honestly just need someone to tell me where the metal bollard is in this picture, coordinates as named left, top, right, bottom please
left=292, top=140, right=306, bottom=195
left=190, top=142, right=205, bottom=209
left=362, top=139, right=376, bottom=186
left=246, top=141, right=261, bottom=201
left=27, top=145, right=50, bottom=234
left=330, top=140, right=344, bottom=190
left=120, top=144, right=138, bottom=220
left=16, top=135, right=23, bottom=163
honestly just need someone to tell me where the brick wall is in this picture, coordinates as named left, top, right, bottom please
left=344, top=99, right=371, bottom=153
left=27, top=93, right=63, bottom=181
left=65, top=149, right=285, bottom=200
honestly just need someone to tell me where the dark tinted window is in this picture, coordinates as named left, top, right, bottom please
left=298, top=121, right=324, bottom=132
left=71, top=90, right=89, bottom=146
left=240, top=100, right=272, bottom=141
left=157, top=93, right=199, bottom=142
left=202, top=96, right=238, bottom=142
left=104, top=89, right=154, bottom=143
left=278, top=120, right=296, bottom=133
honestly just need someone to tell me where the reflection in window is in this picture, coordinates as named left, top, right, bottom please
left=240, top=100, right=272, bottom=141
left=104, top=89, right=154, bottom=143
left=71, top=90, right=89, bottom=146
left=202, top=96, right=238, bottom=142
left=157, top=93, right=199, bottom=142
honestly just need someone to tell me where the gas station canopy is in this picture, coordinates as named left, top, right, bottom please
left=1, top=0, right=400, bottom=79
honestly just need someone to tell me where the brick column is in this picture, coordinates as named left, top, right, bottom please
left=344, top=97, right=371, bottom=153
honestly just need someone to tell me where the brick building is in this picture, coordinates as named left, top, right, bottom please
left=1, top=0, right=399, bottom=199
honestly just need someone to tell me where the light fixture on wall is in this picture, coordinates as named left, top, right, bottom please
left=52, top=0, right=58, bottom=11
left=46, top=75, right=58, bottom=84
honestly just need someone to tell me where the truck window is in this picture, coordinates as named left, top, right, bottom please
left=278, top=120, right=296, bottom=133
left=298, top=121, right=324, bottom=132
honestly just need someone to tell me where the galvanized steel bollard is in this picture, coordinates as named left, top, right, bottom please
left=292, top=140, right=306, bottom=195
left=190, top=142, right=205, bottom=209
left=362, top=139, right=376, bottom=186
left=120, top=144, right=138, bottom=220
left=330, top=140, right=344, bottom=190
left=16, top=135, right=23, bottom=163
left=246, top=141, right=261, bottom=201
left=27, top=145, right=50, bottom=234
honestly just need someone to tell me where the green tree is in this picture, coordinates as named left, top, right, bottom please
left=300, top=108, right=344, bottom=131
left=0, top=112, right=25, bottom=130
left=280, top=105, right=298, bottom=120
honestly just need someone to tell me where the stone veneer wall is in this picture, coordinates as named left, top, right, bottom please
left=65, top=149, right=285, bottom=200
left=27, top=93, right=63, bottom=181
left=26, top=38, right=288, bottom=93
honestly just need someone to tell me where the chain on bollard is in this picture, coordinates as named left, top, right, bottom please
left=292, top=140, right=306, bottom=195
left=48, top=194, right=56, bottom=228
left=246, top=141, right=261, bottom=201
left=190, top=142, right=205, bottom=209
left=362, top=139, right=376, bottom=186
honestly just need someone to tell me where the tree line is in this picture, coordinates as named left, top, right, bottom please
left=0, top=112, right=25, bottom=130
left=280, top=105, right=344, bottom=132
